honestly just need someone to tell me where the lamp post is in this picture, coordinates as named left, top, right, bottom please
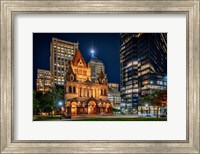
left=145, top=104, right=148, bottom=116
left=58, top=101, right=63, bottom=120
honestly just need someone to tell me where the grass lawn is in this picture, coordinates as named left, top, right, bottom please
left=33, top=115, right=61, bottom=121
left=73, top=117, right=167, bottom=121
left=33, top=115, right=167, bottom=121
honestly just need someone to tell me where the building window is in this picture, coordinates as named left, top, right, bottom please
left=80, top=88, right=82, bottom=97
left=104, top=89, right=107, bottom=96
left=69, top=86, right=72, bottom=93
left=70, top=75, right=74, bottom=81
left=73, top=87, right=76, bottom=93
left=87, top=90, right=89, bottom=97
left=101, top=89, right=103, bottom=95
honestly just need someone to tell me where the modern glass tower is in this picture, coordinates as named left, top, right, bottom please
left=120, top=33, right=140, bottom=110
left=137, top=33, right=167, bottom=96
left=120, top=33, right=167, bottom=110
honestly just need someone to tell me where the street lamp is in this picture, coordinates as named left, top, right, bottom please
left=58, top=100, right=63, bottom=120
left=145, top=104, right=148, bottom=116
left=58, top=102, right=62, bottom=106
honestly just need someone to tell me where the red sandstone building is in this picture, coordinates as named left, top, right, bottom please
left=64, top=49, right=112, bottom=115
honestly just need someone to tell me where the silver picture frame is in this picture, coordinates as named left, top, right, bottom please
left=0, top=0, right=199, bottom=153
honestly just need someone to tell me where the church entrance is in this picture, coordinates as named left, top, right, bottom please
left=71, top=102, right=77, bottom=115
left=88, top=101, right=96, bottom=115
left=105, top=102, right=111, bottom=114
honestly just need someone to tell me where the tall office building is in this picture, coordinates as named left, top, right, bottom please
left=108, top=83, right=121, bottom=109
left=137, top=33, right=167, bottom=96
left=50, top=37, right=79, bottom=86
left=36, top=69, right=52, bottom=94
left=120, top=33, right=167, bottom=110
left=88, top=57, right=105, bottom=83
left=120, top=33, right=140, bottom=110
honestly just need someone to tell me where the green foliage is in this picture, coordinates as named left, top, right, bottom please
left=33, top=90, right=40, bottom=115
left=139, top=90, right=167, bottom=107
left=74, top=117, right=167, bottom=121
left=112, top=107, right=121, bottom=112
left=139, top=90, right=167, bottom=118
left=49, top=86, right=64, bottom=105
left=33, top=86, right=64, bottom=115
left=39, top=92, right=55, bottom=113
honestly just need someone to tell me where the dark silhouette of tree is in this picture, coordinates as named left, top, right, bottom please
left=33, top=86, right=64, bottom=115
left=39, top=93, right=55, bottom=114
left=49, top=86, right=64, bottom=105
left=33, top=90, right=40, bottom=115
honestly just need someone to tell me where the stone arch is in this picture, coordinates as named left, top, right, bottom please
left=71, top=102, right=77, bottom=115
left=88, top=101, right=97, bottom=115
left=105, top=102, right=112, bottom=114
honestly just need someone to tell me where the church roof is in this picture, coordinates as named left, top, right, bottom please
left=66, top=63, right=75, bottom=75
left=85, top=78, right=92, bottom=84
left=72, top=49, right=87, bottom=67
left=65, top=62, right=77, bottom=82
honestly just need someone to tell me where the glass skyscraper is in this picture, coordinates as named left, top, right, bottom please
left=120, top=33, right=140, bottom=110
left=138, top=33, right=167, bottom=96
left=120, top=33, right=167, bottom=110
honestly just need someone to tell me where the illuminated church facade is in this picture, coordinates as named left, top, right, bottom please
left=65, top=49, right=112, bottom=115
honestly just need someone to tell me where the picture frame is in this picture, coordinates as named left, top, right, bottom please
left=0, top=0, right=199, bottom=153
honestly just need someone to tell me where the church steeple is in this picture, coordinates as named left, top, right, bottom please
left=65, top=63, right=76, bottom=82
left=97, top=68, right=107, bottom=85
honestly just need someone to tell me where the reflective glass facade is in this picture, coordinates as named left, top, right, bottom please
left=120, top=33, right=167, bottom=110
left=138, top=33, right=167, bottom=96
left=120, top=33, right=140, bottom=110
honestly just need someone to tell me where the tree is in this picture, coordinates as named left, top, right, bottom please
left=33, top=86, right=64, bottom=115
left=140, top=90, right=167, bottom=118
left=39, top=92, right=55, bottom=114
left=33, top=90, right=40, bottom=115
left=50, top=86, right=64, bottom=105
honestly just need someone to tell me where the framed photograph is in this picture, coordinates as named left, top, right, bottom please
left=0, top=0, right=199, bottom=153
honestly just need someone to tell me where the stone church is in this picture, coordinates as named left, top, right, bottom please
left=65, top=49, right=112, bottom=116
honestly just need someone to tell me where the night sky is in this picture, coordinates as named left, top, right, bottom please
left=33, top=33, right=121, bottom=90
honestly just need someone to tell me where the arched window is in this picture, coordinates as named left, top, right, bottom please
left=69, top=86, right=72, bottom=93
left=80, top=88, right=82, bottom=97
left=104, top=89, right=107, bottom=96
left=73, top=87, right=76, bottom=93
left=91, top=89, right=93, bottom=97
left=87, top=89, right=89, bottom=97
left=101, top=89, right=103, bottom=95
left=70, top=75, right=74, bottom=81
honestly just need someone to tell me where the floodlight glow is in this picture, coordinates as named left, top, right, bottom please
left=145, top=104, right=148, bottom=107
left=58, top=102, right=62, bottom=106
left=91, top=49, right=95, bottom=58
